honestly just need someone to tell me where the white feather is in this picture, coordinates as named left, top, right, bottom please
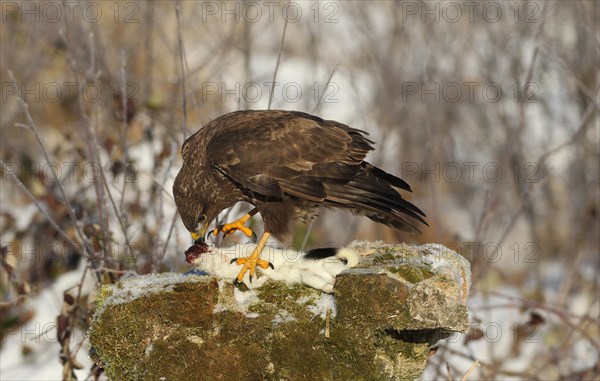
left=189, top=244, right=359, bottom=293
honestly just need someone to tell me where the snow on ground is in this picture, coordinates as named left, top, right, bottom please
left=306, top=293, right=337, bottom=320
left=2, top=242, right=595, bottom=380
left=0, top=263, right=97, bottom=381
left=420, top=261, right=599, bottom=380
left=94, top=272, right=206, bottom=316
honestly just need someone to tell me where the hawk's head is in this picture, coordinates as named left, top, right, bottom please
left=172, top=169, right=221, bottom=244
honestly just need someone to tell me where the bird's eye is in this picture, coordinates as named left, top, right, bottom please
left=195, top=214, right=207, bottom=234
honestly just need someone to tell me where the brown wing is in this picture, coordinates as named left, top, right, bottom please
left=206, top=110, right=426, bottom=232
left=206, top=111, right=372, bottom=199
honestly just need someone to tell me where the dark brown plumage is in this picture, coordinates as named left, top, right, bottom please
left=173, top=110, right=427, bottom=244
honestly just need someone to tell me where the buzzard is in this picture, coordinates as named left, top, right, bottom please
left=174, top=110, right=427, bottom=283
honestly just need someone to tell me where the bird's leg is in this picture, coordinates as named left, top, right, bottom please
left=213, top=208, right=258, bottom=241
left=231, top=232, right=273, bottom=283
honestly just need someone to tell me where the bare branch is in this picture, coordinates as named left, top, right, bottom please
left=312, top=63, right=339, bottom=114
left=268, top=16, right=289, bottom=110
left=1, top=160, right=76, bottom=246
left=175, top=2, right=188, bottom=137
left=6, top=71, right=97, bottom=268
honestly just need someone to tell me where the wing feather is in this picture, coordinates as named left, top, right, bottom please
left=206, top=110, right=373, bottom=201
left=204, top=110, right=425, bottom=232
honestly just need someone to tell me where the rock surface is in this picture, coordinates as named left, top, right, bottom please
left=89, top=242, right=470, bottom=381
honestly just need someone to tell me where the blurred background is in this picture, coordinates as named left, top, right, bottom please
left=1, top=1, right=598, bottom=380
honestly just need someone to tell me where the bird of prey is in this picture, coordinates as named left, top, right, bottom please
left=174, top=110, right=427, bottom=283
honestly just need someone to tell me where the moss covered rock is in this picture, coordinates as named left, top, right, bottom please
left=89, top=242, right=470, bottom=381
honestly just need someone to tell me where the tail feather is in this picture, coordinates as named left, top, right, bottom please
left=326, top=194, right=421, bottom=233
left=330, top=185, right=427, bottom=225
left=323, top=163, right=427, bottom=232
left=361, top=163, right=412, bottom=192
left=343, top=173, right=427, bottom=220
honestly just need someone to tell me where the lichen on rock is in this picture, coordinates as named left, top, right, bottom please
left=89, top=242, right=471, bottom=381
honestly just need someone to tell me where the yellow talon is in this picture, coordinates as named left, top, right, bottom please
left=213, top=220, right=254, bottom=238
left=212, top=208, right=258, bottom=239
left=231, top=232, right=273, bottom=283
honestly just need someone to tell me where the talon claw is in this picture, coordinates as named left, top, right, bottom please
left=229, top=230, right=269, bottom=291
left=230, top=258, right=238, bottom=264
left=268, top=263, right=274, bottom=270
left=233, top=279, right=249, bottom=291
left=213, top=220, right=256, bottom=242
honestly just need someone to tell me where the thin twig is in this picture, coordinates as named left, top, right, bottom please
left=540, top=42, right=599, bottom=109
left=153, top=141, right=178, bottom=271
left=473, top=188, right=495, bottom=242
left=446, top=362, right=453, bottom=381
left=460, top=360, right=480, bottom=381
left=59, top=25, right=110, bottom=266
left=1, top=161, right=76, bottom=246
left=516, top=1, right=549, bottom=136
left=153, top=179, right=176, bottom=203
left=86, top=31, right=112, bottom=268
left=152, top=181, right=167, bottom=271
left=7, top=71, right=82, bottom=238
left=242, top=13, right=252, bottom=110
left=68, top=28, right=135, bottom=263
left=475, top=69, right=597, bottom=283
left=268, top=16, right=289, bottom=110
left=175, top=2, right=188, bottom=137
left=119, top=50, right=130, bottom=215
left=6, top=72, right=97, bottom=268
left=312, top=63, right=339, bottom=114
left=441, top=346, right=527, bottom=379
left=536, top=98, right=598, bottom=173
left=160, top=211, right=180, bottom=264
left=473, top=288, right=600, bottom=351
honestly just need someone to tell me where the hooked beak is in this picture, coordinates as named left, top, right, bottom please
left=191, top=231, right=203, bottom=243
left=191, top=224, right=208, bottom=244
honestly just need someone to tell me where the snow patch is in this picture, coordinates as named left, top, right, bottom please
left=272, top=310, right=296, bottom=326
left=0, top=262, right=97, bottom=380
left=97, top=273, right=207, bottom=316
left=306, top=293, right=337, bottom=320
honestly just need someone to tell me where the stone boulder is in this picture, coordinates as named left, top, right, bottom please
left=89, top=242, right=470, bottom=381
